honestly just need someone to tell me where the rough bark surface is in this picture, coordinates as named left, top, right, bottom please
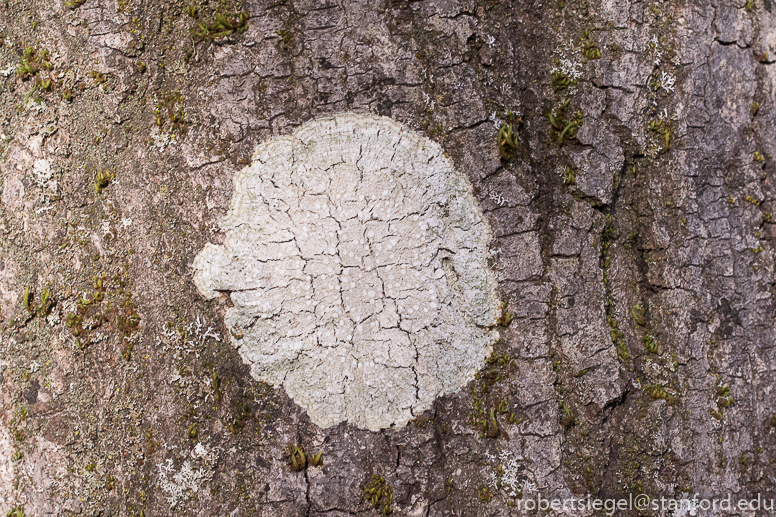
left=0, top=0, right=774, bottom=515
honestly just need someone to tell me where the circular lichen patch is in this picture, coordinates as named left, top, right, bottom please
left=193, top=112, right=500, bottom=431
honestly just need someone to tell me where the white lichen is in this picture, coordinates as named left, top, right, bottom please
left=488, top=191, right=510, bottom=206
left=550, top=58, right=583, bottom=81
left=190, top=442, right=220, bottom=464
left=193, top=112, right=501, bottom=431
left=489, top=111, right=500, bottom=130
left=658, top=71, right=676, bottom=93
left=192, top=442, right=208, bottom=459
left=485, top=449, right=524, bottom=498
left=149, top=125, right=177, bottom=152
left=157, top=459, right=211, bottom=508
left=32, top=159, right=58, bottom=194
left=551, top=38, right=584, bottom=83
left=156, top=315, right=221, bottom=361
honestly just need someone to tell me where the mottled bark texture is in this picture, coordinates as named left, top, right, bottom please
left=0, top=0, right=774, bottom=515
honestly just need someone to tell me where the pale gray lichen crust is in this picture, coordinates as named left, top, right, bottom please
left=193, top=112, right=500, bottom=431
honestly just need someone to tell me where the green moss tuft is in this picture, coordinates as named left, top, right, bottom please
left=497, top=123, right=520, bottom=161
left=547, top=99, right=583, bottom=145
left=192, top=11, right=249, bottom=42
left=363, top=475, right=393, bottom=514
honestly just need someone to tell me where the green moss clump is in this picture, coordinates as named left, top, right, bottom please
left=547, top=99, right=583, bottom=145
left=16, top=47, right=52, bottom=80
left=478, top=408, right=500, bottom=438
left=716, top=386, right=734, bottom=409
left=631, top=303, right=646, bottom=326
left=185, top=4, right=199, bottom=18
left=582, top=42, right=601, bottom=59
left=308, top=451, right=323, bottom=467
left=469, top=352, right=516, bottom=434
left=559, top=400, right=575, bottom=428
left=485, top=352, right=512, bottom=369
left=22, top=286, right=33, bottom=314
left=561, top=165, right=576, bottom=185
left=90, top=70, right=107, bottom=86
left=495, top=301, right=513, bottom=326
left=551, top=69, right=575, bottom=92
left=287, top=445, right=306, bottom=471
left=362, top=475, right=393, bottom=515
left=497, top=123, right=520, bottom=161
left=154, top=91, right=188, bottom=134
left=648, top=118, right=674, bottom=153
left=580, top=31, right=601, bottom=60
left=285, top=444, right=323, bottom=471
left=642, top=335, right=658, bottom=354
left=644, top=384, right=674, bottom=404
left=277, top=29, right=295, bottom=50
left=478, top=486, right=492, bottom=503
left=192, top=11, right=249, bottom=41
left=95, top=170, right=114, bottom=193
left=38, top=288, right=52, bottom=317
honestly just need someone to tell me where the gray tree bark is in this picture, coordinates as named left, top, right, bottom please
left=0, top=0, right=774, bottom=515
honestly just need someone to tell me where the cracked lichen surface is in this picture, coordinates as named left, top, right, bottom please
left=193, top=112, right=500, bottom=431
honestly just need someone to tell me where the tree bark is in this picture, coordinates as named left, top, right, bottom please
left=0, top=0, right=774, bottom=515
